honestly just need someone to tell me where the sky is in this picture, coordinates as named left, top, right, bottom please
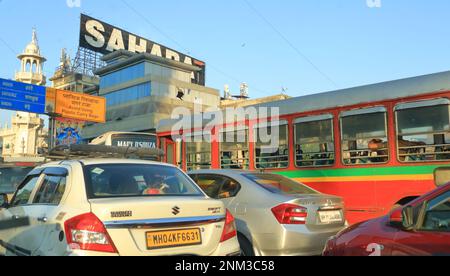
left=1, top=0, right=450, bottom=126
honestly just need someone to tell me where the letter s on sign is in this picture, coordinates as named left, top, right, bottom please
left=85, top=20, right=106, bottom=48
left=366, top=243, right=383, bottom=256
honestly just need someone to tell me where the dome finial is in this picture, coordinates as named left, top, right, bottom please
left=32, top=28, right=38, bottom=46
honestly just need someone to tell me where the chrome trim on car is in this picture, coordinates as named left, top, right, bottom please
left=104, top=215, right=225, bottom=229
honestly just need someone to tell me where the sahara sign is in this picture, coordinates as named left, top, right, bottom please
left=46, top=88, right=106, bottom=123
left=79, top=14, right=206, bottom=86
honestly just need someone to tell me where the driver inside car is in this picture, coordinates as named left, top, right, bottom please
left=143, top=177, right=170, bottom=195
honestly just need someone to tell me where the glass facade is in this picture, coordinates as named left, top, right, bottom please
left=100, top=63, right=145, bottom=88
left=105, top=82, right=151, bottom=107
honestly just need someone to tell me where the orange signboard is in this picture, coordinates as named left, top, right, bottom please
left=52, top=90, right=106, bottom=123
left=45, top=87, right=57, bottom=114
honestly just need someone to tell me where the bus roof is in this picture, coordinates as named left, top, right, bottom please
left=254, top=70, right=450, bottom=115
left=158, top=70, right=450, bottom=133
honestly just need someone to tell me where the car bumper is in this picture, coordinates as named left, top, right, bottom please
left=209, top=237, right=241, bottom=256
left=254, top=224, right=345, bottom=256
left=68, top=237, right=240, bottom=256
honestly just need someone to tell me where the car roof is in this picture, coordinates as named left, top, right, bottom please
left=40, top=158, right=175, bottom=168
left=188, top=169, right=262, bottom=176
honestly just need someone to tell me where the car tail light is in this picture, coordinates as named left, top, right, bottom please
left=272, top=204, right=308, bottom=225
left=220, top=210, right=237, bottom=243
left=64, top=213, right=118, bottom=254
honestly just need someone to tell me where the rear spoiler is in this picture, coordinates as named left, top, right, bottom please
left=47, top=144, right=165, bottom=161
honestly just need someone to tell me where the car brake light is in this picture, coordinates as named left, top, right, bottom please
left=64, top=213, right=117, bottom=254
left=272, top=203, right=308, bottom=225
left=220, top=210, right=237, bottom=243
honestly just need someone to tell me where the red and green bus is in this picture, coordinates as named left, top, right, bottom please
left=157, top=71, right=450, bottom=224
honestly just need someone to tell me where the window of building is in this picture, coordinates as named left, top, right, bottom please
left=220, top=128, right=249, bottom=170
left=341, top=107, right=389, bottom=165
left=185, top=133, right=212, bottom=171
left=295, top=115, right=335, bottom=167
left=104, top=82, right=151, bottom=107
left=254, top=121, right=289, bottom=169
left=100, top=63, right=145, bottom=88
left=396, top=99, right=450, bottom=162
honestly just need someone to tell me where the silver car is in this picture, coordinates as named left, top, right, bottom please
left=189, top=170, right=347, bottom=256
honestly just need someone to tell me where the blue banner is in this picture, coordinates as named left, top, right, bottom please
left=0, top=78, right=46, bottom=114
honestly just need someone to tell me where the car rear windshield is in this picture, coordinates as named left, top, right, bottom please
left=0, top=167, right=33, bottom=194
left=84, top=164, right=204, bottom=199
left=243, top=173, right=318, bottom=195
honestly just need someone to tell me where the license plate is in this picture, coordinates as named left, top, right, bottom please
left=318, top=210, right=343, bottom=224
left=146, top=228, right=202, bottom=250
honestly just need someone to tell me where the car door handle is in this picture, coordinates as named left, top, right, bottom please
left=37, top=217, right=48, bottom=223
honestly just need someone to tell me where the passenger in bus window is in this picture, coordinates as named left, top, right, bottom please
left=398, top=136, right=426, bottom=162
left=368, top=139, right=388, bottom=163
left=225, top=152, right=243, bottom=169
left=314, top=143, right=330, bottom=166
left=280, top=148, right=289, bottom=168
left=348, top=141, right=358, bottom=164
left=434, top=134, right=450, bottom=160
left=221, top=152, right=232, bottom=168
left=296, top=145, right=304, bottom=166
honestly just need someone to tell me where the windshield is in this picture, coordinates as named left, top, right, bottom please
left=0, top=167, right=33, bottom=194
left=243, top=173, right=318, bottom=195
left=84, top=164, right=204, bottom=199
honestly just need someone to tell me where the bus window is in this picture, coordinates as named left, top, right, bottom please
left=255, top=122, right=289, bottom=169
left=185, top=133, right=212, bottom=171
left=294, top=115, right=335, bottom=167
left=396, top=99, right=450, bottom=162
left=341, top=107, right=389, bottom=165
left=220, top=129, right=249, bottom=170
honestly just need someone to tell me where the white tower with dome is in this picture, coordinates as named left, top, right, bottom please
left=15, top=28, right=47, bottom=86
left=0, top=29, right=47, bottom=159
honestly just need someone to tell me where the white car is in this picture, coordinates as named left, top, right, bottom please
left=0, top=158, right=240, bottom=256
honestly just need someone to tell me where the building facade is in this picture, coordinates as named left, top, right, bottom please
left=0, top=29, right=48, bottom=158
left=0, top=113, right=47, bottom=157
left=82, top=50, right=221, bottom=139
left=50, top=48, right=100, bottom=93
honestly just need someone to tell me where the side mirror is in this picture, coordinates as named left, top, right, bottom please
left=389, top=206, right=415, bottom=231
left=401, top=206, right=415, bottom=231
left=0, top=194, right=9, bottom=209
left=388, top=208, right=404, bottom=228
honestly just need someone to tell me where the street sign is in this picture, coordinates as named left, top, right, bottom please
left=0, top=78, right=46, bottom=114
left=53, top=89, right=106, bottom=123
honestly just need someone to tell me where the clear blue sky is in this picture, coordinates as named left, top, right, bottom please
left=1, top=0, right=450, bottom=126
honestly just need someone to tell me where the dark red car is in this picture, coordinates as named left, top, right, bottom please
left=323, top=183, right=450, bottom=256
